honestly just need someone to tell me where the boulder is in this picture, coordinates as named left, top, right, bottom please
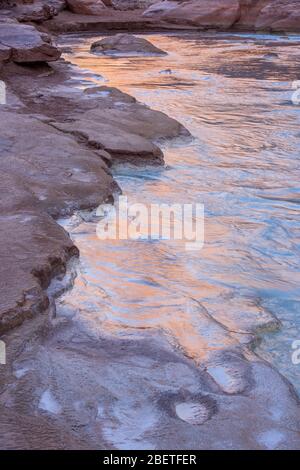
left=143, top=0, right=241, bottom=29
left=91, top=33, right=167, bottom=56
left=255, top=0, right=300, bottom=31
left=66, top=0, right=107, bottom=15
left=0, top=22, right=61, bottom=62
left=143, top=0, right=179, bottom=17
left=0, top=110, right=115, bottom=217
left=0, top=44, right=11, bottom=62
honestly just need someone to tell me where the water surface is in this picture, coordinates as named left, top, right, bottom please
left=59, top=32, right=300, bottom=394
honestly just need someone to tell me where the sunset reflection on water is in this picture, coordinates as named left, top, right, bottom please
left=59, top=32, right=300, bottom=391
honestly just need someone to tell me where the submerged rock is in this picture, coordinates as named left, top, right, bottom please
left=13, top=2, right=58, bottom=23
left=90, top=33, right=167, bottom=56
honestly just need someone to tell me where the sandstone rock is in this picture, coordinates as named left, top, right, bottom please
left=0, top=22, right=61, bottom=62
left=47, top=0, right=67, bottom=12
left=255, top=0, right=300, bottom=31
left=13, top=2, right=58, bottom=22
left=0, top=44, right=11, bottom=62
left=66, top=0, right=107, bottom=15
left=0, top=107, right=117, bottom=332
left=111, top=0, right=158, bottom=10
left=0, top=111, right=115, bottom=217
left=0, top=57, right=188, bottom=332
left=143, top=0, right=179, bottom=17
left=237, top=0, right=268, bottom=29
left=91, top=33, right=167, bottom=56
left=44, top=83, right=188, bottom=164
left=143, top=0, right=241, bottom=29
left=0, top=211, right=77, bottom=334
left=53, top=118, right=165, bottom=164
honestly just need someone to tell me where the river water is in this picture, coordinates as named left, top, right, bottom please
left=60, top=32, right=300, bottom=393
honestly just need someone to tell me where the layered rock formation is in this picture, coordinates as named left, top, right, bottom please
left=3, top=0, right=300, bottom=33
left=143, top=0, right=300, bottom=32
left=254, top=0, right=300, bottom=31
left=143, top=0, right=241, bottom=29
left=111, top=0, right=158, bottom=9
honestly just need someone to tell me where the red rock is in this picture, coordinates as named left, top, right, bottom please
left=66, top=0, right=107, bottom=15
left=90, top=33, right=167, bottom=56
left=255, top=0, right=300, bottom=31
left=111, top=0, right=157, bottom=9
left=143, top=0, right=241, bottom=29
left=13, top=1, right=58, bottom=22
left=0, top=44, right=11, bottom=62
left=0, top=22, right=61, bottom=62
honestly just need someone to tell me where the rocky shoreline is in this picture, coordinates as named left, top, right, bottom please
left=0, top=51, right=189, bottom=336
left=1, top=1, right=300, bottom=35
left=1, top=0, right=300, bottom=450
left=1, top=0, right=299, bottom=335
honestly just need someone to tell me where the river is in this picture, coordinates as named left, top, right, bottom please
left=7, top=32, right=298, bottom=450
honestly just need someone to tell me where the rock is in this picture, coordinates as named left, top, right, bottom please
left=90, top=33, right=167, bottom=56
left=0, top=53, right=188, bottom=332
left=143, top=0, right=179, bottom=17
left=255, top=0, right=300, bottom=31
left=0, top=211, right=77, bottom=334
left=46, top=84, right=188, bottom=164
left=0, top=44, right=11, bottom=62
left=142, top=0, right=300, bottom=33
left=111, top=0, right=158, bottom=10
left=13, top=2, right=58, bottom=22
left=236, top=0, right=267, bottom=29
left=0, top=111, right=115, bottom=217
left=143, top=0, right=241, bottom=29
left=236, top=0, right=300, bottom=32
left=0, top=22, right=61, bottom=63
left=53, top=117, right=165, bottom=164
left=66, top=0, right=107, bottom=15
left=83, top=85, right=137, bottom=103
left=0, top=107, right=116, bottom=332
left=47, top=0, right=67, bottom=12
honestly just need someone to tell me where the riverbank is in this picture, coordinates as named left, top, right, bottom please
left=0, top=35, right=188, bottom=333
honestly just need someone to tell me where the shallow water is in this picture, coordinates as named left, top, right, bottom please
left=59, top=32, right=300, bottom=396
